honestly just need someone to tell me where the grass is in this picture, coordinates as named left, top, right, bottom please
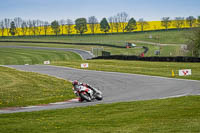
left=0, top=30, right=191, bottom=45
left=0, top=42, right=147, bottom=56
left=0, top=47, right=82, bottom=65
left=52, top=60, right=200, bottom=80
left=0, top=30, right=192, bottom=57
left=0, top=96, right=200, bottom=133
left=0, top=66, right=75, bottom=108
left=0, top=30, right=199, bottom=132
left=0, top=41, right=185, bottom=57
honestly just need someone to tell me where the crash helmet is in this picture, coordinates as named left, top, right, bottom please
left=72, top=80, right=79, bottom=86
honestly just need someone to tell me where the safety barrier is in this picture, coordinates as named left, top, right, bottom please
left=92, top=55, right=200, bottom=62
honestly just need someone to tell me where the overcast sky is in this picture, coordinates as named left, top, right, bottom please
left=1, top=0, right=200, bottom=22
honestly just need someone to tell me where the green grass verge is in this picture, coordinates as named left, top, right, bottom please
left=0, top=96, right=200, bottom=133
left=0, top=67, right=75, bottom=108
left=0, top=30, right=191, bottom=44
left=52, top=60, right=200, bottom=80
left=0, top=47, right=82, bottom=65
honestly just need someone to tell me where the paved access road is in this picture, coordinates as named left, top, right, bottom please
left=0, top=65, right=200, bottom=114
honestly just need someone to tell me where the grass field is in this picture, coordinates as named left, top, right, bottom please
left=0, top=30, right=191, bottom=45
left=0, top=29, right=191, bottom=56
left=0, top=29, right=199, bottom=132
left=0, top=47, right=82, bottom=65
left=0, top=42, right=147, bottom=56
left=0, top=41, right=184, bottom=57
left=0, top=67, right=75, bottom=108
left=0, top=96, right=199, bottom=133
left=52, top=60, right=200, bottom=80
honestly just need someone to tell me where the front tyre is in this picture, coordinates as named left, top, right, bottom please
left=95, top=94, right=103, bottom=101
left=79, top=93, right=92, bottom=102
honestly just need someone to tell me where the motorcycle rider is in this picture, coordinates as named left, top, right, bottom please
left=72, top=80, right=98, bottom=102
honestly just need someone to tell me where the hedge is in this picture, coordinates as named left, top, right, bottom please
left=92, top=55, right=200, bottom=62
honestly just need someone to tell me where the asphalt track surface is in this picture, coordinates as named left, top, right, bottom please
left=0, top=46, right=93, bottom=60
left=0, top=65, right=200, bottom=114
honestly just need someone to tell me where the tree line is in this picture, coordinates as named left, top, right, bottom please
left=0, top=12, right=200, bottom=36
left=161, top=16, right=200, bottom=30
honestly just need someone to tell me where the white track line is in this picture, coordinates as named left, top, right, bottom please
left=159, top=94, right=189, bottom=99
left=0, top=98, right=79, bottom=111
left=50, top=102, right=69, bottom=105
left=22, top=106, right=42, bottom=109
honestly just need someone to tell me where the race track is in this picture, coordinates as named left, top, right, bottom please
left=1, top=65, right=200, bottom=114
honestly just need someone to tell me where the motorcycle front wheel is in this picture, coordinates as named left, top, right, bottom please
left=79, top=93, right=92, bottom=102
left=95, top=94, right=103, bottom=101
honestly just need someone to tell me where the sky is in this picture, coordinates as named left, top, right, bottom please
left=0, top=0, right=200, bottom=22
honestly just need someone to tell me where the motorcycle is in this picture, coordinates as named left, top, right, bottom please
left=77, top=86, right=103, bottom=102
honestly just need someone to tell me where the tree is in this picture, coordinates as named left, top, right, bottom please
left=4, top=18, right=11, bottom=36
left=88, top=16, right=98, bottom=34
left=44, top=21, right=49, bottom=36
left=66, top=19, right=73, bottom=35
left=161, top=17, right=171, bottom=30
left=188, top=28, right=200, bottom=57
left=32, top=20, right=38, bottom=36
left=0, top=20, right=5, bottom=37
left=37, top=20, right=43, bottom=35
left=125, top=17, right=137, bottom=32
left=51, top=20, right=60, bottom=35
left=117, top=12, right=129, bottom=32
left=9, top=21, right=16, bottom=36
left=14, top=17, right=22, bottom=36
left=113, top=15, right=121, bottom=32
left=59, top=19, right=66, bottom=35
left=27, top=20, right=33, bottom=35
left=108, top=16, right=114, bottom=33
left=21, top=21, right=28, bottom=36
left=100, top=18, right=110, bottom=34
left=197, top=16, right=200, bottom=27
left=186, top=16, right=196, bottom=28
left=75, top=18, right=87, bottom=35
left=173, top=17, right=185, bottom=30
left=138, top=18, right=149, bottom=31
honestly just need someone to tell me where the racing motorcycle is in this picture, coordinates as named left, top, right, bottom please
left=77, top=86, right=103, bottom=102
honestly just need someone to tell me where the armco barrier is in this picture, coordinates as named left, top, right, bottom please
left=92, top=55, right=200, bottom=62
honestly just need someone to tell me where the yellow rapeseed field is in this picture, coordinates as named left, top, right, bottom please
left=0, top=20, right=197, bottom=36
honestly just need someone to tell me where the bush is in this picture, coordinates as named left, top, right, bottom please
left=187, top=28, right=200, bottom=57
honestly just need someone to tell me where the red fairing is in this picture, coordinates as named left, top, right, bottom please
left=81, top=91, right=86, bottom=94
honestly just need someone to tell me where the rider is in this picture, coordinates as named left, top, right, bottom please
left=72, top=80, right=97, bottom=102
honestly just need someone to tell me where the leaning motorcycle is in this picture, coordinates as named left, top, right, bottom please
left=77, top=86, right=103, bottom=102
